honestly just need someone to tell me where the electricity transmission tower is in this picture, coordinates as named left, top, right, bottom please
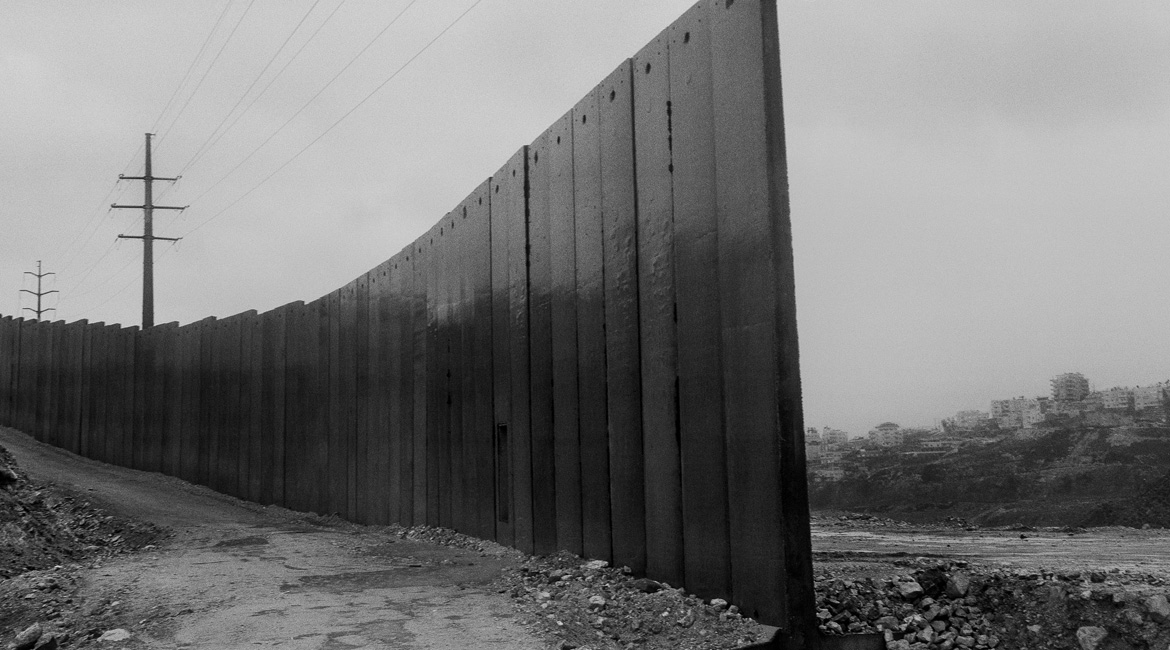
left=21, top=260, right=58, bottom=321
left=112, top=133, right=187, bottom=328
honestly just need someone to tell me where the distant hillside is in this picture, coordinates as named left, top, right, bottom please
left=808, top=426, right=1170, bottom=528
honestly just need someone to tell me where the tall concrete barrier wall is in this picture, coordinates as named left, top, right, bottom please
left=0, top=0, right=813, bottom=638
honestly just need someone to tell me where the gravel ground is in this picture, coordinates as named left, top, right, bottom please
left=5, top=440, right=1170, bottom=650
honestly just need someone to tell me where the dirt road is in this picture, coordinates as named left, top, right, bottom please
left=0, top=427, right=542, bottom=649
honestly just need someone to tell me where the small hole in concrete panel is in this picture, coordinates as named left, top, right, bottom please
left=494, top=185, right=499, bottom=193
left=645, top=62, right=652, bottom=74
left=534, top=151, right=539, bottom=163
left=582, top=114, right=587, bottom=124
left=440, top=228, right=443, bottom=235
left=463, top=206, right=467, bottom=218
left=479, top=197, right=482, bottom=204
left=512, top=169, right=516, bottom=177
left=556, top=135, right=561, bottom=144
left=609, top=89, right=615, bottom=102
left=684, top=31, right=690, bottom=43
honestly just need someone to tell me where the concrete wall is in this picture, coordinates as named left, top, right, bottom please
left=0, top=0, right=812, bottom=637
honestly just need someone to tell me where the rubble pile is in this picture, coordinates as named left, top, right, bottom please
left=498, top=552, right=766, bottom=650
left=1, top=444, right=166, bottom=649
left=0, top=444, right=165, bottom=580
left=817, top=560, right=1170, bottom=650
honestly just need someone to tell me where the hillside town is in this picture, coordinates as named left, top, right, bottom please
left=807, top=372, right=1170, bottom=481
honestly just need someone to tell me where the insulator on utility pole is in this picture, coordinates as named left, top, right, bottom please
left=112, top=133, right=187, bottom=329
left=21, top=260, right=58, bottom=321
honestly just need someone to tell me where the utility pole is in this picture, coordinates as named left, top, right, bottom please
left=21, top=260, right=58, bottom=321
left=112, top=133, right=187, bottom=329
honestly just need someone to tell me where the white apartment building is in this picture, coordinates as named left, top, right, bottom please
left=1133, top=385, right=1166, bottom=411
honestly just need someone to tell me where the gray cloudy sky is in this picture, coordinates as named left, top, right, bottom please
left=2, top=1, right=1168, bottom=437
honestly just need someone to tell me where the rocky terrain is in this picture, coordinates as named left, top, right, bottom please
left=0, top=444, right=166, bottom=649
left=5, top=436, right=1170, bottom=650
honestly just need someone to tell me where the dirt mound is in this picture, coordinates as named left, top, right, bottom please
left=1081, top=470, right=1170, bottom=529
left=0, top=444, right=166, bottom=579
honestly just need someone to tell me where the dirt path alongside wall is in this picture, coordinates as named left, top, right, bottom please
left=1, top=427, right=542, bottom=650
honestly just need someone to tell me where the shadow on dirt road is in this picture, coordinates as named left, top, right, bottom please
left=1, top=427, right=542, bottom=649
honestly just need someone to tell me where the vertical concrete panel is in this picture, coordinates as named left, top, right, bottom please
left=311, top=297, right=332, bottom=515
left=163, top=324, right=184, bottom=477
left=410, top=240, right=429, bottom=525
left=507, top=151, right=534, bottom=555
left=526, top=132, right=558, bottom=556
left=709, top=0, right=813, bottom=632
left=38, top=321, right=57, bottom=442
left=327, top=289, right=345, bottom=515
left=467, top=182, right=496, bottom=541
left=258, top=307, right=282, bottom=505
left=573, top=89, right=613, bottom=563
left=121, top=326, right=139, bottom=468
left=271, top=306, right=290, bottom=507
left=454, top=199, right=477, bottom=537
left=0, top=317, right=12, bottom=426
left=354, top=273, right=372, bottom=523
left=430, top=221, right=450, bottom=529
left=491, top=150, right=527, bottom=547
left=197, top=318, right=216, bottom=487
left=364, top=267, right=390, bottom=525
left=0, top=317, right=10, bottom=425
left=77, top=322, right=94, bottom=457
left=225, top=316, right=246, bottom=497
left=341, top=283, right=360, bottom=521
left=94, top=325, right=117, bottom=465
left=284, top=305, right=308, bottom=511
left=179, top=322, right=200, bottom=481
left=148, top=323, right=175, bottom=473
left=132, top=324, right=149, bottom=468
left=632, top=32, right=685, bottom=587
left=247, top=316, right=264, bottom=501
left=444, top=212, right=466, bottom=534
left=390, top=250, right=413, bottom=525
left=668, top=4, right=731, bottom=598
left=599, top=60, right=647, bottom=574
left=548, top=110, right=584, bottom=556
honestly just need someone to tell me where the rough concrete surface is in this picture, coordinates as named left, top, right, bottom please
left=0, top=427, right=543, bottom=650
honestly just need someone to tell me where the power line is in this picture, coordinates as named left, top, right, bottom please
left=154, top=0, right=258, bottom=153
left=179, top=0, right=420, bottom=210
left=50, top=142, right=145, bottom=274
left=167, top=0, right=350, bottom=194
left=183, top=0, right=486, bottom=238
left=150, top=0, right=235, bottom=134
left=172, top=0, right=325, bottom=180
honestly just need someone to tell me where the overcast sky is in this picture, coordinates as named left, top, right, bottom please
left=3, top=1, right=1169, bottom=437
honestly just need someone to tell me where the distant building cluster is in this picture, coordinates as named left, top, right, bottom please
left=806, top=371, right=1169, bottom=483
left=955, top=372, right=1168, bottom=431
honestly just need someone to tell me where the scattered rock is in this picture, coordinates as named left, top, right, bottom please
left=897, top=580, right=924, bottom=600
left=945, top=572, right=971, bottom=598
left=12, top=623, right=42, bottom=650
left=1076, top=625, right=1107, bottom=650
left=1146, top=594, right=1170, bottom=622
left=629, top=578, right=662, bottom=594
left=97, top=629, right=131, bottom=643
